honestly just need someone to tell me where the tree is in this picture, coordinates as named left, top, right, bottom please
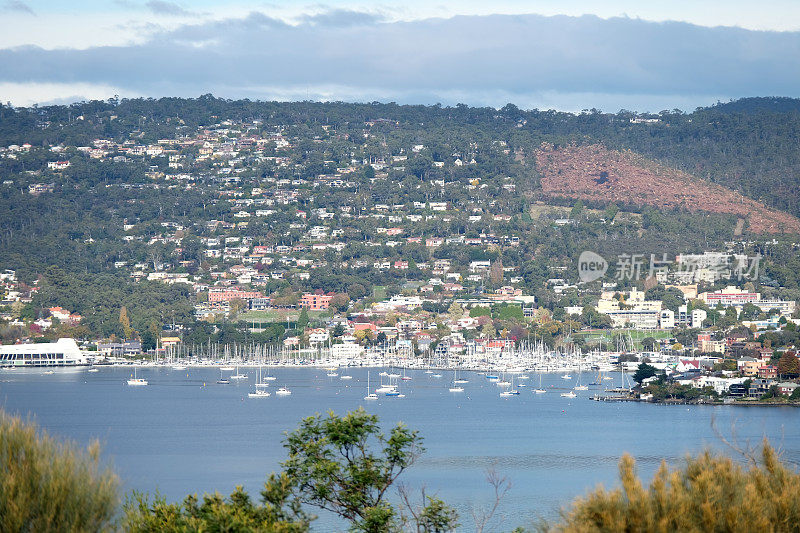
left=632, top=362, right=658, bottom=384
left=640, top=337, right=656, bottom=351
left=297, top=307, right=310, bottom=331
left=548, top=442, right=800, bottom=532
left=119, top=305, right=133, bottom=340
left=279, top=409, right=458, bottom=532
left=777, top=351, right=800, bottom=378
left=124, top=478, right=310, bottom=532
left=329, top=293, right=351, bottom=313
left=447, top=301, right=464, bottom=321
left=489, top=259, right=503, bottom=285
left=0, top=411, right=119, bottom=532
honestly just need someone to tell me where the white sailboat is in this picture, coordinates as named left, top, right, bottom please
left=229, top=366, right=248, bottom=380
left=248, top=389, right=271, bottom=398
left=448, top=370, right=464, bottom=392
left=574, top=358, right=588, bottom=390
left=533, top=371, right=546, bottom=394
left=255, top=366, right=270, bottom=388
left=127, top=367, right=148, bottom=386
left=364, top=371, right=378, bottom=400
left=453, top=368, right=469, bottom=384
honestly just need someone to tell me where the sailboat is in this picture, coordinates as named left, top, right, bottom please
left=230, top=365, right=248, bottom=380
left=401, top=367, right=412, bottom=381
left=500, top=376, right=520, bottom=396
left=127, top=367, right=148, bottom=386
left=574, top=361, right=588, bottom=391
left=248, top=371, right=271, bottom=398
left=364, top=371, right=379, bottom=400
left=255, top=366, right=270, bottom=388
left=533, top=371, right=546, bottom=394
left=449, top=370, right=464, bottom=392
left=453, top=368, right=469, bottom=384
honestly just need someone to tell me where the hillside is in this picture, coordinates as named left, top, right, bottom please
left=535, top=143, right=800, bottom=234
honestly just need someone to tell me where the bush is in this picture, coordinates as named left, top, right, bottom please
left=0, top=410, right=119, bottom=532
left=123, top=475, right=311, bottom=532
left=544, top=441, right=800, bottom=532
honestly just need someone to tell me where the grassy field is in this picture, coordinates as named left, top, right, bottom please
left=574, top=329, right=674, bottom=348
left=239, top=309, right=327, bottom=323
left=372, top=285, right=387, bottom=300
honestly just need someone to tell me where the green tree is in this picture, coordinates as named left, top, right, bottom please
left=124, top=477, right=310, bottom=532
left=280, top=409, right=458, bottom=532
left=120, top=305, right=133, bottom=340
left=297, top=307, right=310, bottom=331
left=640, top=337, right=656, bottom=351
left=632, top=362, right=658, bottom=384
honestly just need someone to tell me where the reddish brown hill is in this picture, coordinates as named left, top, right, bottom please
left=535, top=143, right=800, bottom=234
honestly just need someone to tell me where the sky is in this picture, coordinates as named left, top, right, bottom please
left=0, top=0, right=799, bottom=112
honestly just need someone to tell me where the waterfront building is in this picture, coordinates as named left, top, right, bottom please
left=0, top=338, right=89, bottom=367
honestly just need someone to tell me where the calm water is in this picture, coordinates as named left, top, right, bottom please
left=2, top=366, right=799, bottom=531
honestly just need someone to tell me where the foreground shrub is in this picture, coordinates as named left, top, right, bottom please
left=0, top=410, right=119, bottom=532
left=545, top=441, right=800, bottom=532
left=123, top=473, right=312, bottom=532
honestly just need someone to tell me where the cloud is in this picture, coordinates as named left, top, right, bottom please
left=296, top=9, right=386, bottom=27
left=145, top=0, right=196, bottom=17
left=0, top=12, right=798, bottom=111
left=2, top=0, right=34, bottom=14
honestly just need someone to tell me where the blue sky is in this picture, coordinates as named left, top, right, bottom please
left=1, top=1, right=799, bottom=111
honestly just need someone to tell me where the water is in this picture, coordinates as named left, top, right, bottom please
left=2, top=366, right=798, bottom=531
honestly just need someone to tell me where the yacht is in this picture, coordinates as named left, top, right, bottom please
left=364, top=372, right=379, bottom=400
left=248, top=389, right=271, bottom=398
left=276, top=386, right=292, bottom=396
left=560, top=391, right=577, bottom=398
left=229, top=366, right=248, bottom=380
left=87, top=367, right=99, bottom=373
left=127, top=367, right=148, bottom=386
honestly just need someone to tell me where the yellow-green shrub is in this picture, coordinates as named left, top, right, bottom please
left=546, top=442, right=800, bottom=532
left=0, top=411, right=119, bottom=532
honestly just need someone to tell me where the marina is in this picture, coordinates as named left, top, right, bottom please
left=1, top=365, right=798, bottom=530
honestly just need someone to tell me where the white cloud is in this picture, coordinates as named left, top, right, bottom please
left=0, top=82, right=133, bottom=107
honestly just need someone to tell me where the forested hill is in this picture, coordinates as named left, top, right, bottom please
left=2, top=95, right=800, bottom=218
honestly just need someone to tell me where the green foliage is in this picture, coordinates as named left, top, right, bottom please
left=469, top=306, right=492, bottom=318
left=123, top=476, right=311, bottom=532
left=0, top=410, right=119, bottom=532
left=280, top=408, right=458, bottom=532
left=493, top=304, right=524, bottom=321
left=544, top=441, right=800, bottom=532
left=632, top=362, right=658, bottom=384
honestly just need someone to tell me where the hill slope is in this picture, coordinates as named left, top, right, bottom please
left=535, top=143, right=800, bottom=234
